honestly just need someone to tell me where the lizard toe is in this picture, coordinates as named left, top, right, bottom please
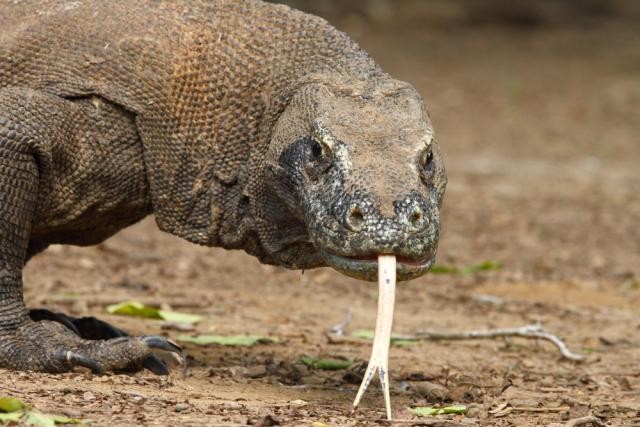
left=141, top=354, right=170, bottom=375
left=52, top=349, right=103, bottom=374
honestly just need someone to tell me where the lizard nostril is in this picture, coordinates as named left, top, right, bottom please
left=345, top=205, right=365, bottom=232
left=408, top=206, right=426, bottom=230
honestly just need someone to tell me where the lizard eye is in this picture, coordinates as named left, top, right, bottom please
left=425, top=149, right=434, bottom=165
left=310, top=140, right=323, bottom=160
left=419, top=142, right=436, bottom=184
left=420, top=146, right=434, bottom=169
left=305, top=137, right=332, bottom=179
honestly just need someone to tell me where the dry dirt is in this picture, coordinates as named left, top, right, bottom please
left=2, top=7, right=640, bottom=427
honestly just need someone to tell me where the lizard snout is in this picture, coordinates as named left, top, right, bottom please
left=341, top=192, right=431, bottom=238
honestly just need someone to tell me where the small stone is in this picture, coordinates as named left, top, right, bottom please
left=78, top=257, right=95, bottom=268
left=245, top=365, right=267, bottom=378
left=131, top=395, right=145, bottom=404
left=174, top=403, right=190, bottom=412
left=465, top=403, right=484, bottom=418
left=249, top=415, right=280, bottom=426
left=289, top=399, right=307, bottom=407
left=82, top=391, right=96, bottom=401
left=222, top=402, right=244, bottom=410
left=411, top=381, right=451, bottom=401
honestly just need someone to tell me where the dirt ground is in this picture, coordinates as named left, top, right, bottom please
left=2, top=4, right=639, bottom=427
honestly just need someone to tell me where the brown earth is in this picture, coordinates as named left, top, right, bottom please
left=2, top=4, right=639, bottom=427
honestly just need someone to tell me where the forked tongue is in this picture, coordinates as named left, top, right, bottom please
left=352, top=254, right=396, bottom=420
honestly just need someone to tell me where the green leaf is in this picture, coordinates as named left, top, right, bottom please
left=461, top=260, right=502, bottom=275
left=409, top=407, right=439, bottom=416
left=0, top=412, right=23, bottom=422
left=351, top=330, right=415, bottom=346
left=430, top=265, right=461, bottom=274
left=0, top=399, right=83, bottom=425
left=106, top=301, right=202, bottom=324
left=157, top=310, right=203, bottom=325
left=300, top=356, right=352, bottom=370
left=106, top=301, right=160, bottom=318
left=441, top=405, right=467, bottom=414
left=50, top=415, right=84, bottom=425
left=0, top=397, right=26, bottom=413
left=24, top=411, right=55, bottom=427
left=410, top=405, right=467, bottom=416
left=351, top=329, right=375, bottom=340
left=431, top=260, right=502, bottom=276
left=176, top=334, right=277, bottom=346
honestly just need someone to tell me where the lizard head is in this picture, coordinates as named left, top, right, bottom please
left=260, top=78, right=446, bottom=281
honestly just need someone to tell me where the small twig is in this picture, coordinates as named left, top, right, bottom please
left=402, top=324, right=585, bottom=362
left=564, top=415, right=604, bottom=427
left=328, top=324, right=585, bottom=361
left=512, top=406, right=570, bottom=413
left=537, top=386, right=571, bottom=393
left=0, top=384, right=27, bottom=395
left=329, top=307, right=353, bottom=336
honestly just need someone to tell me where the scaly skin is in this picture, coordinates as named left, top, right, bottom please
left=0, top=0, right=446, bottom=373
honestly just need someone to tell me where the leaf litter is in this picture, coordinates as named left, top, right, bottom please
left=0, top=397, right=83, bottom=426
left=106, top=300, right=203, bottom=324
left=430, top=260, right=502, bottom=275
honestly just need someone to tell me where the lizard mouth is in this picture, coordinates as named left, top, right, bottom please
left=320, top=250, right=435, bottom=281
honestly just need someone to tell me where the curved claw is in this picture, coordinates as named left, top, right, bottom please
left=143, top=336, right=182, bottom=353
left=142, top=354, right=170, bottom=375
left=143, top=336, right=184, bottom=367
left=53, top=349, right=103, bottom=374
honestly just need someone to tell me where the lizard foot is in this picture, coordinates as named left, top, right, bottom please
left=1, top=315, right=181, bottom=374
left=29, top=309, right=178, bottom=374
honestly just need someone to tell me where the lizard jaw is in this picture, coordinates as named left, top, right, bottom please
left=319, top=250, right=435, bottom=281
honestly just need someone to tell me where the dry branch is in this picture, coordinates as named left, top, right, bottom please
left=403, top=324, right=585, bottom=362
left=329, top=323, right=585, bottom=361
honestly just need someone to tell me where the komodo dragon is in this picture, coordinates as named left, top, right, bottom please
left=0, top=0, right=446, bottom=374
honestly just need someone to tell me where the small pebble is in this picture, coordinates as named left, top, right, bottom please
left=465, top=403, right=484, bottom=418
left=411, top=381, right=451, bottom=401
left=245, top=365, right=267, bottom=378
left=222, top=402, right=244, bottom=410
left=130, top=395, right=145, bottom=404
left=174, top=403, right=190, bottom=412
